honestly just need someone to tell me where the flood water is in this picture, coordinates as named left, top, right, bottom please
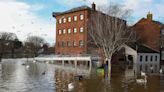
left=0, top=59, right=164, bottom=92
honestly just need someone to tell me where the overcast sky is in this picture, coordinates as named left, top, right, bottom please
left=0, top=0, right=164, bottom=45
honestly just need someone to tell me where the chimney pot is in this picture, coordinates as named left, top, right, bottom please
left=147, top=11, right=153, bottom=21
left=92, top=2, right=96, bottom=10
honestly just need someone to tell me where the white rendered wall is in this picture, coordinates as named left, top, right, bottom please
left=136, top=53, right=160, bottom=73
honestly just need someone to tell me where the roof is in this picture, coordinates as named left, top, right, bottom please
left=52, top=5, right=93, bottom=17
left=128, top=43, right=159, bottom=53
left=153, top=20, right=163, bottom=25
left=133, top=18, right=163, bottom=27
left=52, top=5, right=126, bottom=23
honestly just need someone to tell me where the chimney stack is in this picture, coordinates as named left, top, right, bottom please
left=147, top=12, right=153, bottom=21
left=92, top=2, right=96, bottom=10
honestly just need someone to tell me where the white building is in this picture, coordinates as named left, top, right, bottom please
left=124, top=44, right=160, bottom=74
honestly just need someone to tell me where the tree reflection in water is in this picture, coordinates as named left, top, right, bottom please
left=0, top=59, right=163, bottom=92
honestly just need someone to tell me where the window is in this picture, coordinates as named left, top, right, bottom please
left=63, top=29, right=66, bottom=34
left=59, top=19, right=62, bottom=24
left=63, top=18, right=66, bottom=23
left=68, top=29, right=71, bottom=34
left=59, top=30, right=62, bottom=34
left=140, top=56, right=142, bottom=62
left=155, top=56, right=158, bottom=61
left=74, top=16, right=77, bottom=21
left=68, top=17, right=71, bottom=22
left=145, top=56, right=148, bottom=62
left=80, top=14, right=84, bottom=20
left=79, top=40, right=84, bottom=47
left=73, top=41, right=76, bottom=46
left=74, top=28, right=77, bottom=33
left=80, top=27, right=84, bottom=32
left=150, top=56, right=153, bottom=61
left=62, top=41, right=65, bottom=47
left=67, top=41, right=71, bottom=47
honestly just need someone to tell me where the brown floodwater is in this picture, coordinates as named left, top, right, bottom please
left=0, top=59, right=164, bottom=92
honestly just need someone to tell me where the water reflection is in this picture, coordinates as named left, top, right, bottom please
left=136, top=63, right=160, bottom=74
left=0, top=59, right=163, bottom=92
left=0, top=59, right=55, bottom=92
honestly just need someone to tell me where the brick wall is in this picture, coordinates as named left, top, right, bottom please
left=133, top=19, right=161, bottom=51
left=55, top=10, right=89, bottom=55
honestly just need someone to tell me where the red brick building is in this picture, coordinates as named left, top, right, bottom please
left=53, top=4, right=95, bottom=55
left=132, top=12, right=163, bottom=51
left=52, top=3, right=126, bottom=60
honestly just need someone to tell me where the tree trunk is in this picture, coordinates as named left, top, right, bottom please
left=107, top=58, right=111, bottom=80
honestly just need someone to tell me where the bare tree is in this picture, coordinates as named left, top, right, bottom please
left=25, top=36, right=45, bottom=57
left=98, top=3, right=132, bottom=21
left=88, top=4, right=134, bottom=78
left=0, top=32, right=17, bottom=62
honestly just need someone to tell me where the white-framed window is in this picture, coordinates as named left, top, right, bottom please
left=63, top=18, right=66, bottom=23
left=79, top=40, right=84, bottom=47
left=80, top=27, right=84, bottom=32
left=74, top=28, right=77, bottom=33
left=80, top=14, right=84, bottom=20
left=59, top=30, right=62, bottom=34
left=73, top=41, right=76, bottom=46
left=74, top=16, right=77, bottom=21
left=59, top=19, right=62, bottom=24
left=68, top=29, right=71, bottom=34
left=67, top=41, right=71, bottom=47
left=68, top=17, right=71, bottom=22
left=63, top=29, right=66, bottom=34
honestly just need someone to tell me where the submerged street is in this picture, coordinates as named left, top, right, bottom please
left=0, top=59, right=163, bottom=92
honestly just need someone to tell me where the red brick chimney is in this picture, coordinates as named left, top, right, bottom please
left=147, top=11, right=153, bottom=21
left=92, top=2, right=96, bottom=10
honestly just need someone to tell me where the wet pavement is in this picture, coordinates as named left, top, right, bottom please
left=0, top=59, right=164, bottom=92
